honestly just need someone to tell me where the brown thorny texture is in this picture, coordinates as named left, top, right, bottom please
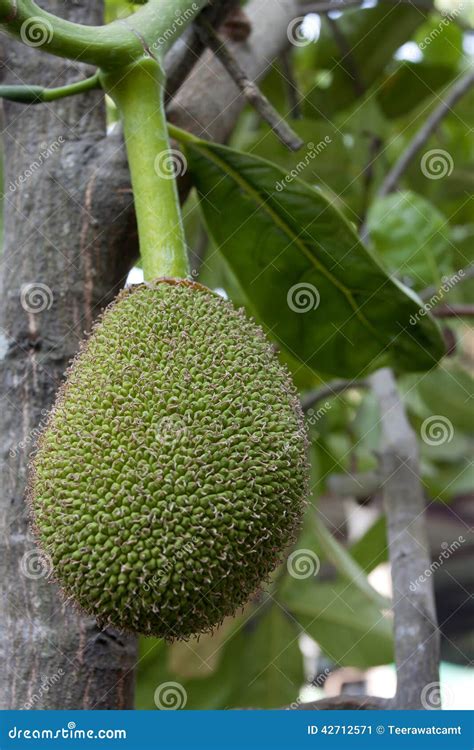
left=29, top=280, right=309, bottom=639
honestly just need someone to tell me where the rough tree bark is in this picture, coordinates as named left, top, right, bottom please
left=0, top=0, right=300, bottom=710
left=0, top=0, right=137, bottom=711
left=371, top=368, right=440, bottom=709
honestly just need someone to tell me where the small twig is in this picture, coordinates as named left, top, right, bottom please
left=327, top=471, right=380, bottom=500
left=302, top=379, right=368, bottom=412
left=432, top=304, right=474, bottom=318
left=195, top=17, right=304, bottom=151
left=165, top=0, right=240, bottom=102
left=377, top=68, right=474, bottom=198
left=359, top=133, right=383, bottom=226
left=326, top=16, right=365, bottom=97
left=0, top=73, right=100, bottom=104
left=370, top=368, right=440, bottom=709
left=279, top=49, right=303, bottom=119
left=420, top=265, right=474, bottom=301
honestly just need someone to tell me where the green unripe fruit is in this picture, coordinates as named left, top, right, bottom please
left=29, top=280, right=308, bottom=639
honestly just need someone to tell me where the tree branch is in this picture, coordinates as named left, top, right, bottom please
left=194, top=16, right=303, bottom=151
left=164, top=0, right=241, bottom=101
left=377, top=69, right=474, bottom=198
left=432, top=304, right=474, bottom=318
left=370, top=368, right=440, bottom=709
left=0, top=0, right=138, bottom=711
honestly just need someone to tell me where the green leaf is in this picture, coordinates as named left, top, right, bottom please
left=366, top=191, right=453, bottom=289
left=305, top=3, right=428, bottom=117
left=312, top=515, right=390, bottom=610
left=185, top=139, right=444, bottom=378
left=414, top=14, right=463, bottom=67
left=422, top=458, right=474, bottom=502
left=350, top=515, right=388, bottom=573
left=279, top=577, right=393, bottom=668
left=417, top=363, right=474, bottom=435
left=181, top=606, right=304, bottom=708
left=403, top=363, right=474, bottom=435
left=377, top=62, right=456, bottom=119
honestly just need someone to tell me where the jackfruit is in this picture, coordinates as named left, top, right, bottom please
left=29, top=279, right=308, bottom=639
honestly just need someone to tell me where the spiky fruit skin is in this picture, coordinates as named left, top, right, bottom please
left=30, top=280, right=308, bottom=639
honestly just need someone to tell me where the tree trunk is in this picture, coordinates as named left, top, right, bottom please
left=0, top=0, right=137, bottom=710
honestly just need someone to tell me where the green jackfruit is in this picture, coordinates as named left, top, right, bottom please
left=29, top=280, right=308, bottom=639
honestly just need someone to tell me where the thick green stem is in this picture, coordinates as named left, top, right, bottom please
left=0, top=0, right=208, bottom=68
left=101, top=58, right=188, bottom=280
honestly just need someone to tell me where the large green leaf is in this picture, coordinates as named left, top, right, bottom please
left=402, top=363, right=474, bottom=435
left=366, top=191, right=453, bottom=289
left=185, top=139, right=444, bottom=378
left=304, top=3, right=429, bottom=118
left=180, top=606, right=304, bottom=709
left=377, top=62, right=456, bottom=119
left=350, top=515, right=388, bottom=573
left=280, top=577, right=393, bottom=667
left=417, top=364, right=474, bottom=435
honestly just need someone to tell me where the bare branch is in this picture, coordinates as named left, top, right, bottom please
left=165, top=0, right=241, bottom=101
left=370, top=368, right=440, bottom=709
left=279, top=49, right=303, bottom=119
left=327, top=471, right=380, bottom=500
left=377, top=69, right=474, bottom=198
left=195, top=16, right=304, bottom=151
left=326, top=15, right=365, bottom=97
left=432, top=304, right=474, bottom=318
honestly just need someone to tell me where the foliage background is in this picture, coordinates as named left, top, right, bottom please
left=102, top=0, right=474, bottom=709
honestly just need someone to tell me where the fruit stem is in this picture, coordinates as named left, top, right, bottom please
left=0, top=73, right=101, bottom=104
left=101, top=58, right=189, bottom=281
